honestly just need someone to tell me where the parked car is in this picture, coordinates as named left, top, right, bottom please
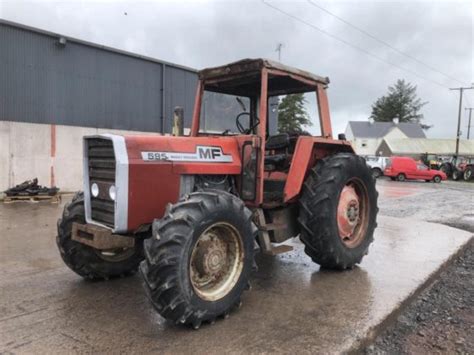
left=364, top=156, right=390, bottom=178
left=384, top=156, right=447, bottom=183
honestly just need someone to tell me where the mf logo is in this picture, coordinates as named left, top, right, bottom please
left=198, top=147, right=223, bottom=160
left=141, top=145, right=233, bottom=162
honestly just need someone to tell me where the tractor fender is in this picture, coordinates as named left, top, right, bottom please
left=283, top=136, right=354, bottom=202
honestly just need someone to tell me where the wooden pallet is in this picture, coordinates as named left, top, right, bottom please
left=3, top=194, right=62, bottom=204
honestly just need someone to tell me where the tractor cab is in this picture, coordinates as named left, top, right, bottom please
left=191, top=58, right=350, bottom=205
left=193, top=58, right=333, bottom=139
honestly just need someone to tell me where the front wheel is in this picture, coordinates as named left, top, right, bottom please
left=464, top=167, right=473, bottom=181
left=397, top=173, right=406, bottom=182
left=140, top=191, right=256, bottom=328
left=452, top=169, right=461, bottom=181
left=56, top=192, right=144, bottom=280
left=433, top=175, right=442, bottom=183
left=298, top=153, right=378, bottom=270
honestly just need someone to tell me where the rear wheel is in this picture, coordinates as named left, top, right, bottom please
left=397, top=173, right=406, bottom=182
left=433, top=175, right=442, bottom=183
left=56, top=192, right=144, bottom=280
left=464, top=167, right=473, bottom=181
left=372, top=168, right=382, bottom=179
left=298, top=153, right=378, bottom=270
left=140, top=191, right=256, bottom=328
left=440, top=163, right=452, bottom=178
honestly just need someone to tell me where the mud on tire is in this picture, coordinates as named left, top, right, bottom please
left=140, top=190, right=257, bottom=328
left=298, top=153, right=378, bottom=270
left=56, top=192, right=144, bottom=280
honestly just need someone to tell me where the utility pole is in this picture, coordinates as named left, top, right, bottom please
left=449, top=86, right=474, bottom=161
left=465, top=107, right=473, bottom=139
left=275, top=43, right=284, bottom=62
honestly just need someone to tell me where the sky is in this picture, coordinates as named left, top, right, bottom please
left=0, top=0, right=473, bottom=138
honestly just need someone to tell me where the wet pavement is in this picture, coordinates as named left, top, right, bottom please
left=376, top=178, right=474, bottom=232
left=0, top=180, right=472, bottom=354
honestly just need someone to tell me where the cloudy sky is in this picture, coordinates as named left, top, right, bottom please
left=1, top=0, right=473, bottom=138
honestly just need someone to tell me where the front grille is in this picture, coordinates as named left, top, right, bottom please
left=87, top=138, right=116, bottom=228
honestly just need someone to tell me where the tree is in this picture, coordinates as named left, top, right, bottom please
left=370, top=79, right=430, bottom=129
left=278, top=93, right=312, bottom=132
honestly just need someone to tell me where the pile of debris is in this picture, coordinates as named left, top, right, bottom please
left=3, top=178, right=59, bottom=202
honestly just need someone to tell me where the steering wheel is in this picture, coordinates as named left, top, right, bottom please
left=236, top=112, right=260, bottom=134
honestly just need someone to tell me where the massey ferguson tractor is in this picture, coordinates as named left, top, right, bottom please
left=57, top=59, right=378, bottom=329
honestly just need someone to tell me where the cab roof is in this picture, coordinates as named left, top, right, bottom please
left=198, top=58, right=330, bottom=96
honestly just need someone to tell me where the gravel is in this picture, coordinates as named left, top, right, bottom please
left=364, top=240, right=473, bottom=354
left=364, top=179, right=474, bottom=354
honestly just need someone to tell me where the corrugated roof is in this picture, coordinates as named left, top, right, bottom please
left=380, top=138, right=474, bottom=156
left=0, top=19, right=197, bottom=73
left=348, top=121, right=426, bottom=138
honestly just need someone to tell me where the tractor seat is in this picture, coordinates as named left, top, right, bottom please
left=265, top=133, right=290, bottom=151
left=264, top=133, right=290, bottom=171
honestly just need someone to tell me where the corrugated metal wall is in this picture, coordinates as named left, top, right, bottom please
left=0, top=21, right=197, bottom=132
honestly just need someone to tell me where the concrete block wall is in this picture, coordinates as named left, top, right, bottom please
left=0, top=121, right=159, bottom=193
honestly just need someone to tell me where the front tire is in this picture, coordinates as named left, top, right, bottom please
left=452, top=169, right=461, bottom=181
left=464, top=167, right=473, bottom=181
left=298, top=153, right=378, bottom=270
left=140, top=191, right=256, bottom=328
left=397, top=173, right=406, bottom=182
left=56, top=192, right=144, bottom=280
left=433, top=175, right=442, bottom=183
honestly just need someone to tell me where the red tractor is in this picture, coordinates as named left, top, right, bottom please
left=57, top=59, right=378, bottom=328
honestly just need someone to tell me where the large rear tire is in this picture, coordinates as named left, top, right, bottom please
left=140, top=191, right=256, bottom=328
left=56, top=192, right=144, bottom=280
left=440, top=163, right=452, bottom=178
left=298, top=153, right=378, bottom=270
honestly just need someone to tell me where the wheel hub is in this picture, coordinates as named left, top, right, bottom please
left=337, top=180, right=369, bottom=248
left=193, top=235, right=228, bottom=277
left=189, top=223, right=244, bottom=301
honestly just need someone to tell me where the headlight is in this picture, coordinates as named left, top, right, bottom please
left=109, top=185, right=116, bottom=201
left=91, top=183, right=99, bottom=197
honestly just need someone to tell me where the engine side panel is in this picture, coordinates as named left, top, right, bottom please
left=124, top=135, right=242, bottom=230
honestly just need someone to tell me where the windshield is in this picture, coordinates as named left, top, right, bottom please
left=200, top=91, right=250, bottom=134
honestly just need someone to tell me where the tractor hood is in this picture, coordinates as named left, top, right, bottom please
left=83, top=133, right=245, bottom=233
left=125, top=134, right=242, bottom=174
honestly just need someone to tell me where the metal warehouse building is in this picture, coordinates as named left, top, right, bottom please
left=0, top=20, right=198, bottom=192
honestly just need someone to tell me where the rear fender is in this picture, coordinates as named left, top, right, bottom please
left=283, top=136, right=354, bottom=202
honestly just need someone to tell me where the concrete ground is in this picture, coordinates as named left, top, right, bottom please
left=0, top=179, right=472, bottom=354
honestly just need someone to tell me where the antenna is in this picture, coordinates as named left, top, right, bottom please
left=275, top=43, right=284, bottom=62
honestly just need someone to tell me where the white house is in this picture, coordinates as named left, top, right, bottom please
left=344, top=119, right=426, bottom=156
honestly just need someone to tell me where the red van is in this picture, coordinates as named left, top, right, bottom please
left=384, top=156, right=447, bottom=183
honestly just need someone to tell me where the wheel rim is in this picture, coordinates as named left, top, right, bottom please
left=337, top=179, right=370, bottom=248
left=190, top=222, right=244, bottom=301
